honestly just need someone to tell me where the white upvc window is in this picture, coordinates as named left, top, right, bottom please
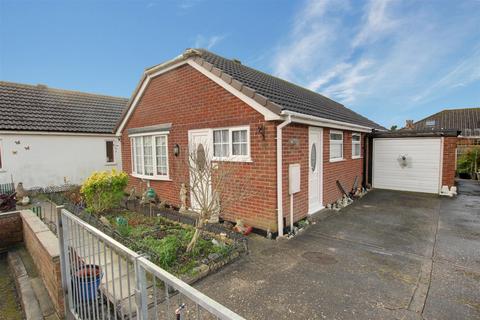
left=329, top=130, right=344, bottom=161
left=352, top=133, right=361, bottom=159
left=130, top=132, right=170, bottom=180
left=212, top=126, right=251, bottom=162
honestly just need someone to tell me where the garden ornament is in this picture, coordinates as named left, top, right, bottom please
left=20, top=196, right=30, bottom=206
left=179, top=183, right=187, bottom=213
left=116, top=216, right=128, bottom=227
left=15, top=182, right=27, bottom=199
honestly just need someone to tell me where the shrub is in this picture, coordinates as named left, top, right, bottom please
left=457, top=146, right=480, bottom=174
left=80, top=169, right=128, bottom=214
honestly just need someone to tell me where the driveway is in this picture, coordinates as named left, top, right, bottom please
left=195, top=180, right=480, bottom=320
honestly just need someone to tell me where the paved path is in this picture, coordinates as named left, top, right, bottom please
left=193, top=180, right=480, bottom=320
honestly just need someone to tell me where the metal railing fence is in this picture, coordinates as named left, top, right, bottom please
left=57, top=206, right=245, bottom=320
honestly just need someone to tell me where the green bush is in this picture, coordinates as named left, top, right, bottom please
left=80, top=169, right=128, bottom=214
left=141, top=235, right=182, bottom=269
left=457, top=146, right=480, bottom=174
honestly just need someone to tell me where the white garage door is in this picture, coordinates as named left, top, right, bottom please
left=373, top=138, right=442, bottom=194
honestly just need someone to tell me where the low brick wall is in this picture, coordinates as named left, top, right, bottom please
left=0, top=211, right=23, bottom=252
left=20, top=210, right=64, bottom=317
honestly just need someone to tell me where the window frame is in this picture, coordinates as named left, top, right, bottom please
left=105, top=139, right=116, bottom=164
left=129, top=131, right=170, bottom=180
left=351, top=133, right=362, bottom=159
left=212, top=126, right=251, bottom=162
left=329, top=130, right=344, bottom=162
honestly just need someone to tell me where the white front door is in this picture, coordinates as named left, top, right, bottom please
left=308, top=127, right=323, bottom=214
left=188, top=129, right=212, bottom=211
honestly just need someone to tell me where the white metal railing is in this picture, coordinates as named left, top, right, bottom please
left=56, top=206, right=245, bottom=320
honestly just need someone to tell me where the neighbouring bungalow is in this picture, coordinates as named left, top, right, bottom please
left=406, top=107, right=480, bottom=146
left=0, top=81, right=128, bottom=188
left=116, top=48, right=387, bottom=236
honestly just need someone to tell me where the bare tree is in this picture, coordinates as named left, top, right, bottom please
left=183, top=144, right=251, bottom=253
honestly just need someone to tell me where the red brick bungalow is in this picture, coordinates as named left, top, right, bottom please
left=115, top=49, right=385, bottom=236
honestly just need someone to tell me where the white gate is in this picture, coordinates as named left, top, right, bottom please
left=56, top=207, right=245, bottom=320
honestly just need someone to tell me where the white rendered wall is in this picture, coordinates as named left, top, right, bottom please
left=0, top=133, right=122, bottom=188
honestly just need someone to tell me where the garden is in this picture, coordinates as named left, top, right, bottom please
left=38, top=169, right=247, bottom=281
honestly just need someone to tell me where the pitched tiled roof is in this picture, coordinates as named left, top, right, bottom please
left=0, top=81, right=128, bottom=133
left=195, top=49, right=385, bottom=130
left=411, top=108, right=480, bottom=136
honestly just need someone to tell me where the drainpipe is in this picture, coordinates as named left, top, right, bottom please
left=276, top=115, right=292, bottom=237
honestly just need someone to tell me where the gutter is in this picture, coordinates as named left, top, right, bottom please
left=281, top=110, right=379, bottom=133
left=276, top=115, right=292, bottom=237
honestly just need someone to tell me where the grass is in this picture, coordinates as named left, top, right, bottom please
left=105, top=212, right=233, bottom=275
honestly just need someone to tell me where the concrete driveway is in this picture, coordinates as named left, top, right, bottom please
left=194, top=180, right=480, bottom=320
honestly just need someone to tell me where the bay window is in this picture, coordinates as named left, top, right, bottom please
left=352, top=133, right=361, bottom=158
left=329, top=130, right=344, bottom=161
left=131, top=133, right=169, bottom=180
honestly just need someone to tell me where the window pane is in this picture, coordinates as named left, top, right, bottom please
left=213, top=129, right=229, bottom=157
left=352, top=134, right=360, bottom=142
left=156, top=136, right=168, bottom=176
left=106, top=141, right=114, bottom=163
left=353, top=144, right=361, bottom=157
left=330, top=132, right=343, bottom=141
left=330, top=144, right=342, bottom=159
left=143, top=136, right=153, bottom=175
left=232, top=130, right=247, bottom=143
left=135, top=137, right=143, bottom=174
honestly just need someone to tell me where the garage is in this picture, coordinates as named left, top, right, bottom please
left=369, top=130, right=459, bottom=194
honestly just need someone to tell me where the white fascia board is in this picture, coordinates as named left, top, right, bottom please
left=187, top=60, right=282, bottom=121
left=0, top=131, right=117, bottom=137
left=282, top=110, right=373, bottom=133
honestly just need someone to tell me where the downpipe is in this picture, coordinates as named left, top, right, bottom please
left=276, top=115, right=292, bottom=238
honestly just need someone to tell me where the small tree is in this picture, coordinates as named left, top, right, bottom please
left=183, top=145, right=251, bottom=253
left=81, top=169, right=128, bottom=214
left=390, top=125, right=398, bottom=131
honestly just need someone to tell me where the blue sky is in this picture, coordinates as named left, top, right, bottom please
left=1, top=0, right=479, bottom=128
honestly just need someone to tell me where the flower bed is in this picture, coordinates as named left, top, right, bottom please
left=105, top=211, right=234, bottom=275
left=38, top=190, right=247, bottom=282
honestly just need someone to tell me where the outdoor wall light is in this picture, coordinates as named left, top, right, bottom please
left=173, top=144, right=180, bottom=157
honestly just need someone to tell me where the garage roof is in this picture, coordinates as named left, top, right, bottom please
left=0, top=81, right=128, bottom=133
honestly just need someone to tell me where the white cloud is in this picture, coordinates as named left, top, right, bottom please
left=194, top=35, right=226, bottom=50
left=271, top=0, right=480, bottom=125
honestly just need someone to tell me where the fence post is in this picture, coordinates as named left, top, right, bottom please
left=135, top=257, right=148, bottom=320
left=56, top=205, right=70, bottom=318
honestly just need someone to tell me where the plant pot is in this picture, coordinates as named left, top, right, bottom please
left=74, top=264, right=103, bottom=301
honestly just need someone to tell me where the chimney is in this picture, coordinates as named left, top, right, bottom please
left=405, top=120, right=414, bottom=130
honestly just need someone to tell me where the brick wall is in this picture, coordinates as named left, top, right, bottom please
left=121, top=64, right=278, bottom=231
left=323, top=129, right=364, bottom=205
left=121, top=64, right=369, bottom=231
left=0, top=211, right=23, bottom=252
left=21, top=210, right=63, bottom=317
left=442, top=137, right=458, bottom=187
left=282, top=124, right=309, bottom=225
left=280, top=125, right=365, bottom=225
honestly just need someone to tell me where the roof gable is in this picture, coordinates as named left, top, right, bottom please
left=0, top=81, right=128, bottom=133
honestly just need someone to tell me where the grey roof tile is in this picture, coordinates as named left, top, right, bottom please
left=0, top=81, right=128, bottom=133
left=196, top=49, right=385, bottom=130
left=411, top=108, right=480, bottom=136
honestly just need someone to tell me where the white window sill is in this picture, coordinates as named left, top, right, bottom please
left=105, top=162, right=117, bottom=166
left=351, top=156, right=363, bottom=160
left=212, top=157, right=253, bottom=163
left=329, top=158, right=345, bottom=163
left=0, top=169, right=6, bottom=173
left=131, top=173, right=171, bottom=181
